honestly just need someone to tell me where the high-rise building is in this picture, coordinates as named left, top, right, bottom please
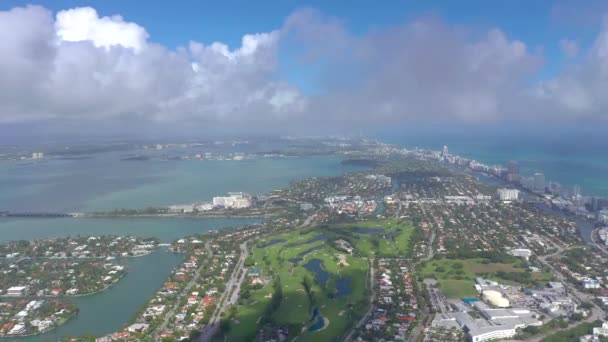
left=533, top=173, right=545, bottom=191
left=442, top=145, right=448, bottom=156
left=591, top=197, right=601, bottom=212
left=498, top=188, right=519, bottom=201
left=507, top=160, right=520, bottom=182
left=573, top=185, right=581, bottom=198
left=548, top=182, right=561, bottom=195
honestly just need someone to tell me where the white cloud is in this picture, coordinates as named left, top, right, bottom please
left=2, top=5, right=608, bottom=135
left=55, top=7, right=148, bottom=51
left=0, top=5, right=304, bottom=129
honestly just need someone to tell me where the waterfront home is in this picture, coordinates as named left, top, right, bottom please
left=127, top=323, right=149, bottom=333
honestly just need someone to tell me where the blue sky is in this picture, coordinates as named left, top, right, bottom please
left=2, top=0, right=608, bottom=136
left=1, top=0, right=600, bottom=81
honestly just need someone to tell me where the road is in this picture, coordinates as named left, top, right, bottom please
left=298, top=211, right=318, bottom=228
left=197, top=240, right=251, bottom=342
left=590, top=228, right=608, bottom=257
left=503, top=244, right=607, bottom=342
left=209, top=240, right=250, bottom=325
left=199, top=210, right=320, bottom=341
left=155, top=256, right=208, bottom=337
left=408, top=203, right=435, bottom=342
left=343, top=258, right=375, bottom=342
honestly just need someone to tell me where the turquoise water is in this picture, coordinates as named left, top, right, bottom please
left=384, top=133, right=608, bottom=197
left=0, top=155, right=365, bottom=340
left=0, top=155, right=364, bottom=212
left=12, top=250, right=184, bottom=342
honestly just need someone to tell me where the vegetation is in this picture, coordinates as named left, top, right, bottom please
left=540, top=320, right=603, bottom=342
left=420, top=254, right=552, bottom=298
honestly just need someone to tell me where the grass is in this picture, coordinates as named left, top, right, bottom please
left=224, top=225, right=378, bottom=341
left=440, top=279, right=477, bottom=298
left=318, top=218, right=414, bottom=257
left=419, top=257, right=543, bottom=298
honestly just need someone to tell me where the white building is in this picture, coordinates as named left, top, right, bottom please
left=580, top=322, right=608, bottom=341
left=509, top=248, right=532, bottom=261
left=127, top=323, right=150, bottom=332
left=498, top=189, right=519, bottom=201
left=212, top=193, right=251, bottom=209
left=300, top=203, right=314, bottom=211
left=169, top=204, right=194, bottom=213
left=582, top=278, right=601, bottom=289
left=6, top=286, right=28, bottom=296
left=8, top=324, right=26, bottom=335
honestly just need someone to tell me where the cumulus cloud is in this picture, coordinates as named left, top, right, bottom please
left=283, top=10, right=541, bottom=126
left=55, top=7, right=149, bottom=51
left=1, top=4, right=608, bottom=136
left=0, top=5, right=305, bottom=130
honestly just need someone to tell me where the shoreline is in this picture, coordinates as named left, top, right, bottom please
left=0, top=309, right=78, bottom=339
left=0, top=271, right=127, bottom=299
left=83, top=213, right=273, bottom=219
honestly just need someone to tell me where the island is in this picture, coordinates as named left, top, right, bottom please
left=5, top=137, right=608, bottom=342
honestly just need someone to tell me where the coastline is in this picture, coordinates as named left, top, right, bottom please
left=448, top=162, right=600, bottom=244
left=0, top=271, right=127, bottom=299
left=83, top=213, right=273, bottom=219
left=0, top=309, right=78, bottom=339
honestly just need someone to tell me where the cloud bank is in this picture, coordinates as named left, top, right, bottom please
left=0, top=5, right=607, bottom=135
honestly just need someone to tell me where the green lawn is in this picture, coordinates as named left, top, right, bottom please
left=420, top=257, right=546, bottom=298
left=440, top=279, right=477, bottom=298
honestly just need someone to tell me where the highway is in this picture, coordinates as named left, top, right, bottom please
left=198, top=240, right=250, bottom=342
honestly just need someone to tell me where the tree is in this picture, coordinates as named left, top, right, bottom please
left=220, top=318, right=231, bottom=333
left=189, top=329, right=201, bottom=340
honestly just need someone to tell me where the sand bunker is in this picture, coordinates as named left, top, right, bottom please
left=336, top=253, right=350, bottom=266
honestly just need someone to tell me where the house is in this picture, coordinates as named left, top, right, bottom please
left=6, top=286, right=28, bottom=296
left=334, top=239, right=353, bottom=254
left=248, top=268, right=261, bottom=277
left=202, top=296, right=214, bottom=307
left=0, top=322, right=15, bottom=334
left=127, top=323, right=149, bottom=333
left=50, top=288, right=63, bottom=296
left=582, top=279, right=601, bottom=289
left=8, top=324, right=26, bottom=335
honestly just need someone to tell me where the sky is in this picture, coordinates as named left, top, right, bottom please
left=1, top=0, right=608, bottom=139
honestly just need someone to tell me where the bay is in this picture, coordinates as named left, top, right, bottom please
left=0, top=155, right=365, bottom=340
left=0, top=155, right=364, bottom=213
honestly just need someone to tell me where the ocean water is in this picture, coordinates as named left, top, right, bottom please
left=383, top=131, right=608, bottom=197
left=0, top=154, right=365, bottom=212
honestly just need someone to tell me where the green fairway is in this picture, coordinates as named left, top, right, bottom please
left=316, top=218, right=414, bottom=257
left=222, top=219, right=412, bottom=341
